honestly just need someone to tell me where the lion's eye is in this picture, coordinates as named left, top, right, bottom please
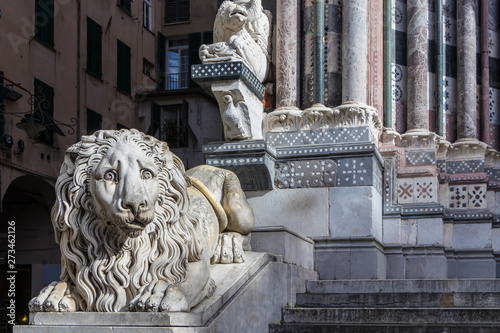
left=141, top=170, right=154, bottom=180
left=104, top=171, right=118, bottom=182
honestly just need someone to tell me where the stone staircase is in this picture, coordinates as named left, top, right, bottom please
left=269, top=279, right=500, bottom=332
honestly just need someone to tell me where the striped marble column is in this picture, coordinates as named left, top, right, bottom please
left=276, top=0, right=298, bottom=110
left=342, top=0, right=368, bottom=103
left=457, top=0, right=478, bottom=139
left=406, top=0, right=428, bottom=131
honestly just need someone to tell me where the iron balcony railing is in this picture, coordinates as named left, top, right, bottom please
left=165, top=72, right=189, bottom=90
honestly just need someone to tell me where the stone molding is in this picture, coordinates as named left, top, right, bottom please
left=266, top=102, right=382, bottom=143
left=399, top=129, right=438, bottom=149
left=447, top=138, right=490, bottom=161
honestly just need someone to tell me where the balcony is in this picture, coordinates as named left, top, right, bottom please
left=166, top=72, right=189, bottom=90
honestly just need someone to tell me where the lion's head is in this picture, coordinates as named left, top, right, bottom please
left=51, top=129, right=202, bottom=311
left=214, top=1, right=248, bottom=41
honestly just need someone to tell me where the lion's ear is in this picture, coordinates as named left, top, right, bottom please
left=162, top=143, right=174, bottom=169
left=62, top=144, right=80, bottom=175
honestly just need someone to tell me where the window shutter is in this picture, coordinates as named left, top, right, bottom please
left=188, top=32, right=202, bottom=88
left=177, top=0, right=190, bottom=22
left=147, top=102, right=161, bottom=137
left=87, top=17, right=102, bottom=78
left=86, top=108, right=102, bottom=134
left=180, top=100, right=189, bottom=146
left=165, top=0, right=190, bottom=23
left=35, top=0, right=55, bottom=47
left=157, top=32, right=166, bottom=90
left=0, top=71, right=4, bottom=142
left=203, top=30, right=213, bottom=45
left=117, top=40, right=131, bottom=94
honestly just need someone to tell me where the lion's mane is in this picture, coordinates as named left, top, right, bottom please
left=51, top=129, right=202, bottom=312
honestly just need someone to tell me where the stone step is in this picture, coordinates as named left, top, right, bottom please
left=280, top=308, right=500, bottom=325
left=269, top=323, right=500, bottom=333
left=296, top=292, right=500, bottom=308
left=306, top=279, right=500, bottom=294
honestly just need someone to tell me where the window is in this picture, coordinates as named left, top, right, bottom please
left=143, top=0, right=152, bottom=30
left=87, top=17, right=102, bottom=78
left=117, top=40, right=131, bottom=95
left=165, top=0, right=190, bottom=24
left=166, top=39, right=189, bottom=90
left=35, top=0, right=55, bottom=48
left=148, top=102, right=189, bottom=148
left=117, top=0, right=132, bottom=15
left=34, top=78, right=54, bottom=145
left=188, top=32, right=213, bottom=87
left=143, top=58, right=154, bottom=78
left=86, top=108, right=102, bottom=134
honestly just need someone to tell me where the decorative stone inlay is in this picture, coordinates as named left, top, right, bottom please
left=486, top=168, right=500, bottom=181
left=337, top=157, right=374, bottom=187
left=397, top=178, right=414, bottom=204
left=275, top=159, right=337, bottom=189
left=266, top=102, right=383, bottom=143
left=446, top=160, right=485, bottom=174
left=191, top=62, right=265, bottom=100
left=414, top=177, right=438, bottom=203
left=203, top=140, right=271, bottom=154
left=405, top=150, right=436, bottom=166
left=267, top=127, right=371, bottom=147
left=468, top=184, right=487, bottom=209
left=397, top=177, right=438, bottom=204
left=449, top=185, right=469, bottom=209
left=274, top=143, right=377, bottom=157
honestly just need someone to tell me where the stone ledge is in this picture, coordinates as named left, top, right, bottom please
left=28, top=252, right=273, bottom=327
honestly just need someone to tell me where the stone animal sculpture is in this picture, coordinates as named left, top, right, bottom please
left=199, top=0, right=271, bottom=82
left=29, top=129, right=254, bottom=312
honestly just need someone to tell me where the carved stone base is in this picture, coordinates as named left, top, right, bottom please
left=203, top=140, right=275, bottom=191
left=192, top=62, right=265, bottom=141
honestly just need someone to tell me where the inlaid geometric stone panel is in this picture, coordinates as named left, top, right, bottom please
left=275, top=159, right=337, bottom=189
left=449, top=185, right=468, bottom=209
left=397, top=178, right=414, bottom=204
left=405, top=150, right=436, bottom=166
left=446, top=160, right=484, bottom=174
left=414, top=177, right=438, bottom=203
left=267, top=127, right=370, bottom=148
left=336, top=157, right=373, bottom=187
left=468, top=184, right=487, bottom=209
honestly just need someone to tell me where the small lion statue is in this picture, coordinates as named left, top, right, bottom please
left=199, top=0, right=272, bottom=82
left=29, top=129, right=254, bottom=312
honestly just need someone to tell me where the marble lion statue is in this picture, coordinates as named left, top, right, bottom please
left=199, top=0, right=272, bottom=82
left=29, top=129, right=254, bottom=312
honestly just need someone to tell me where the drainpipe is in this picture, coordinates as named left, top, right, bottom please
left=480, top=0, right=490, bottom=144
left=313, top=0, right=325, bottom=104
left=436, top=0, right=444, bottom=136
left=76, top=0, right=81, bottom=140
left=383, top=0, right=392, bottom=128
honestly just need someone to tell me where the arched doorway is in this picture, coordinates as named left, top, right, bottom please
left=0, top=175, right=59, bottom=328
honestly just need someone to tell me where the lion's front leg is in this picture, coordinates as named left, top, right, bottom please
left=129, top=281, right=190, bottom=312
left=29, top=281, right=80, bottom=312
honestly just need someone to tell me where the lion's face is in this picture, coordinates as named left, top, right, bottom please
left=220, top=1, right=248, bottom=32
left=90, top=141, right=160, bottom=237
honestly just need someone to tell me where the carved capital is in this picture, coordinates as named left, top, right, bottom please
left=265, top=102, right=382, bottom=143
left=485, top=148, right=500, bottom=167
left=399, top=129, right=438, bottom=149
left=436, top=137, right=451, bottom=160
left=381, top=127, right=402, bottom=146
left=447, top=138, right=489, bottom=161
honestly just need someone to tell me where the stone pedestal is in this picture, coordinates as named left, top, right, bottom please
left=192, top=62, right=265, bottom=140
left=203, top=140, right=275, bottom=191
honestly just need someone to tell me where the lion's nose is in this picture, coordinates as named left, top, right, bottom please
left=122, top=198, right=148, bottom=215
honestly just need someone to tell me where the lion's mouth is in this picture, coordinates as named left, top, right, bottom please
left=230, top=8, right=248, bottom=19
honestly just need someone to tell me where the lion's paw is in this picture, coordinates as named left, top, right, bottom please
left=211, top=232, right=245, bottom=264
left=29, top=281, right=78, bottom=312
left=129, top=281, right=189, bottom=312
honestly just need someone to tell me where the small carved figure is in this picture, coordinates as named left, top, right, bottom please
left=199, top=0, right=272, bottom=82
left=29, top=129, right=254, bottom=312
left=221, top=92, right=251, bottom=140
